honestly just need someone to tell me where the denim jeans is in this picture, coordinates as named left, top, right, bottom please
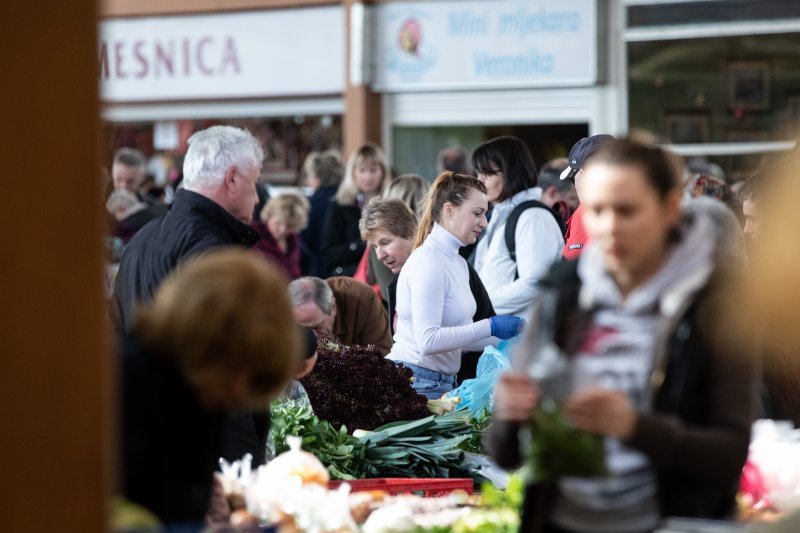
left=399, top=362, right=457, bottom=400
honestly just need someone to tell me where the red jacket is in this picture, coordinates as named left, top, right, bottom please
left=562, top=204, right=588, bottom=260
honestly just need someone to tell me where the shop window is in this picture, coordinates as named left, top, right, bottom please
left=104, top=115, right=342, bottom=187
left=392, top=124, right=589, bottom=180
left=628, top=32, right=800, bottom=179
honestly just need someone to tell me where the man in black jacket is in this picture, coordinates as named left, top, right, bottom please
left=111, top=126, right=261, bottom=333
left=110, top=125, right=269, bottom=471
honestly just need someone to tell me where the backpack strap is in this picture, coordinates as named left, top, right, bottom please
left=504, top=200, right=568, bottom=279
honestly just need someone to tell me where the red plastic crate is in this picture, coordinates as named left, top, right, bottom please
left=329, top=478, right=473, bottom=497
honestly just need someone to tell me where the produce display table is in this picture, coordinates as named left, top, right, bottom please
left=328, top=478, right=474, bottom=497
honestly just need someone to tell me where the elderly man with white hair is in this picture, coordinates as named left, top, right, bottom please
left=111, top=125, right=272, bottom=468
left=111, top=125, right=263, bottom=331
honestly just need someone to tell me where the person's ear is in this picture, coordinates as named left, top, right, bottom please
left=223, top=166, right=237, bottom=193
left=442, top=201, right=454, bottom=220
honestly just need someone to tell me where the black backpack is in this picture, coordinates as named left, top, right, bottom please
left=504, top=200, right=567, bottom=279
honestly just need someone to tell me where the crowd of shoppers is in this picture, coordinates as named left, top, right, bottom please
left=105, top=124, right=799, bottom=532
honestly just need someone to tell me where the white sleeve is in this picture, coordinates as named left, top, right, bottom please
left=463, top=335, right=500, bottom=353
left=408, top=257, right=493, bottom=355
left=490, top=209, right=565, bottom=315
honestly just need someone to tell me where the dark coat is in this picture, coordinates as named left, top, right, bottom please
left=300, top=186, right=337, bottom=277
left=321, top=200, right=365, bottom=277
left=111, top=188, right=268, bottom=478
left=110, top=188, right=258, bottom=334
left=121, top=333, right=226, bottom=524
left=487, top=260, right=757, bottom=529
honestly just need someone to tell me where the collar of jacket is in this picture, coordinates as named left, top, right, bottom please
left=171, top=189, right=259, bottom=247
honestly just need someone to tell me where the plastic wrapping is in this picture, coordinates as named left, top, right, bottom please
left=444, top=343, right=512, bottom=413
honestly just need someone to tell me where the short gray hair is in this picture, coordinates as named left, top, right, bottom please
left=287, top=277, right=334, bottom=315
left=183, top=126, right=264, bottom=190
left=113, top=147, right=145, bottom=170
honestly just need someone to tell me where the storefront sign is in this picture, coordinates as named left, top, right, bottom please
left=372, top=0, right=597, bottom=91
left=99, top=7, right=344, bottom=102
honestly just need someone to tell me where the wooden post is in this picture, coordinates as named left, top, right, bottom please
left=0, top=0, right=110, bottom=531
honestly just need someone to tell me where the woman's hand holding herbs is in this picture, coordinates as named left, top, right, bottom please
left=565, top=388, right=637, bottom=440
left=494, top=373, right=539, bottom=423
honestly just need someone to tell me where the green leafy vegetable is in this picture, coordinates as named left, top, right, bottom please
left=526, top=397, right=607, bottom=482
left=269, top=398, right=373, bottom=480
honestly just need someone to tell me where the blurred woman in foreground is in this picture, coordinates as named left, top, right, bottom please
left=488, top=138, right=757, bottom=532
left=120, top=250, right=301, bottom=525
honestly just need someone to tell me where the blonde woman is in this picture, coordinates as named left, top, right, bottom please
left=322, top=143, right=390, bottom=276
left=252, top=192, right=310, bottom=280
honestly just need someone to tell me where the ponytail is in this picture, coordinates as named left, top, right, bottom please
left=413, top=172, right=486, bottom=249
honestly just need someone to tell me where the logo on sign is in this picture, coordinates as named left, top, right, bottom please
left=385, top=12, right=435, bottom=78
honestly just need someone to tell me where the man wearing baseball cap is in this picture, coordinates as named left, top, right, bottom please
left=560, top=134, right=616, bottom=260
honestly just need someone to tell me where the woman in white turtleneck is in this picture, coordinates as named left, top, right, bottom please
left=387, top=172, right=525, bottom=399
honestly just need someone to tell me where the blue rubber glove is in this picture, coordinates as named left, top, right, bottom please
left=490, top=315, right=525, bottom=340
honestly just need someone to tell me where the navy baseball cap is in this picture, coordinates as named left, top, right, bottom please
left=560, top=134, right=616, bottom=180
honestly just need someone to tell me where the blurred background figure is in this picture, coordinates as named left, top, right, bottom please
left=537, top=157, right=579, bottom=222
left=739, top=166, right=771, bottom=245
left=251, top=192, right=310, bottom=280
left=300, top=150, right=344, bottom=277
left=121, top=249, right=301, bottom=526
left=683, top=196, right=747, bottom=267
left=385, top=173, right=430, bottom=217
left=323, top=143, right=389, bottom=276
left=559, top=134, right=616, bottom=260
left=436, top=144, right=470, bottom=174
left=105, top=189, right=163, bottom=244
left=472, top=136, right=565, bottom=316
left=737, top=160, right=800, bottom=427
left=683, top=172, right=740, bottom=220
left=112, top=147, right=146, bottom=193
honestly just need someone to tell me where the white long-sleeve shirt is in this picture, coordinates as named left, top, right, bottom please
left=387, top=223, right=495, bottom=375
left=474, top=188, right=565, bottom=316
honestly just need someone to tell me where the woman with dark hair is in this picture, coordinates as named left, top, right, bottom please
left=472, top=136, right=565, bottom=316
left=487, top=138, right=756, bottom=532
left=386, top=172, right=524, bottom=399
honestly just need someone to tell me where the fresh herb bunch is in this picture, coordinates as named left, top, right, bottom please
left=269, top=398, right=373, bottom=480
left=527, top=397, right=607, bottom=481
left=300, top=338, right=430, bottom=432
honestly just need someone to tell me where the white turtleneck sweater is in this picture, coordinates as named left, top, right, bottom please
left=387, top=223, right=496, bottom=375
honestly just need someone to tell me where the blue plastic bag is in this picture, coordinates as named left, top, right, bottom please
left=445, top=341, right=513, bottom=413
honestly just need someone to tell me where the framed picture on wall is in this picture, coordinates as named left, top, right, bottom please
left=728, top=61, right=771, bottom=111
left=665, top=112, right=710, bottom=144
